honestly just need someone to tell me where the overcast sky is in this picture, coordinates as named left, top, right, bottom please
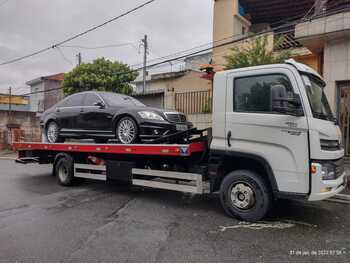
left=0, top=0, right=213, bottom=94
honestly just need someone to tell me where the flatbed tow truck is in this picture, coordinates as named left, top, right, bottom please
left=12, top=60, right=347, bottom=221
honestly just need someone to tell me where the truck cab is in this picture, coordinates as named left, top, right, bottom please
left=211, top=59, right=346, bottom=221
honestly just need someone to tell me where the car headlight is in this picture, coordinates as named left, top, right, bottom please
left=138, top=111, right=164, bottom=121
left=321, top=163, right=336, bottom=180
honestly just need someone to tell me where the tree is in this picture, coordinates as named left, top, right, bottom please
left=62, top=58, right=138, bottom=95
left=224, top=35, right=291, bottom=70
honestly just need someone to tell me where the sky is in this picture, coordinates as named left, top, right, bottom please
left=0, top=0, right=213, bottom=94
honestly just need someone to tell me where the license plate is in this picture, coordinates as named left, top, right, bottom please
left=176, top=124, right=188, bottom=131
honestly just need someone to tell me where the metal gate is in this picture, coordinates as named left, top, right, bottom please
left=339, top=87, right=350, bottom=156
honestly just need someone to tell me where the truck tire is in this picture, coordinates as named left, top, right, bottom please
left=55, top=155, right=75, bottom=186
left=220, top=170, right=272, bottom=222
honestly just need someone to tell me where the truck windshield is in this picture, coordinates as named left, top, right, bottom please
left=302, top=74, right=335, bottom=122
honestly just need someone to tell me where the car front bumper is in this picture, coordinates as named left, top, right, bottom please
left=138, top=120, right=193, bottom=140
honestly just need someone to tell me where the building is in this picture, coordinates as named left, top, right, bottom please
left=212, top=0, right=320, bottom=71
left=133, top=52, right=212, bottom=110
left=295, top=0, right=350, bottom=155
left=26, top=73, right=65, bottom=113
left=0, top=93, right=30, bottom=112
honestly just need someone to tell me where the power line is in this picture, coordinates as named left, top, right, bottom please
left=61, top=42, right=138, bottom=50
left=0, top=0, right=156, bottom=66
left=22, top=7, right=349, bottom=96
left=56, top=47, right=74, bottom=66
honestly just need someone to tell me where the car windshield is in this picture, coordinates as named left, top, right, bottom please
left=101, top=93, right=145, bottom=107
left=302, top=74, right=335, bottom=122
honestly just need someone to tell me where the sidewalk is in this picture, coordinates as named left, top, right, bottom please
left=0, top=150, right=17, bottom=159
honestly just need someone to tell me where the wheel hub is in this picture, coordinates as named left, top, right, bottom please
left=47, top=123, right=58, bottom=143
left=118, top=119, right=136, bottom=144
left=230, top=183, right=256, bottom=210
left=58, top=165, right=68, bottom=181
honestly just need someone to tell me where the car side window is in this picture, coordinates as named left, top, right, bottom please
left=59, top=94, right=83, bottom=107
left=233, top=74, right=294, bottom=113
left=84, top=94, right=100, bottom=106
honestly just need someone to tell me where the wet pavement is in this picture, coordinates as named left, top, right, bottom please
left=0, top=159, right=349, bottom=263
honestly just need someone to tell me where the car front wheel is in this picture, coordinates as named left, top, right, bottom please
left=116, top=117, right=138, bottom=144
left=46, top=121, right=64, bottom=143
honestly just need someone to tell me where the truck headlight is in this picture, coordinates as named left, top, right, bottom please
left=321, top=163, right=336, bottom=180
left=138, top=111, right=164, bottom=121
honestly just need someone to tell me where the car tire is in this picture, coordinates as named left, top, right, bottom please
left=116, top=116, right=138, bottom=144
left=220, top=170, right=272, bottom=222
left=55, top=155, right=75, bottom=186
left=46, top=121, right=64, bottom=143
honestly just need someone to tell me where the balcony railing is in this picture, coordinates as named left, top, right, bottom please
left=274, top=31, right=303, bottom=51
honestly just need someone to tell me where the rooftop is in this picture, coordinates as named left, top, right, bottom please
left=26, top=73, right=65, bottom=86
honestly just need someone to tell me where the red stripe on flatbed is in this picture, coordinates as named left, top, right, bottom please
left=12, top=141, right=206, bottom=157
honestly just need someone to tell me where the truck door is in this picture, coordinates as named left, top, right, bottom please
left=225, top=68, right=309, bottom=194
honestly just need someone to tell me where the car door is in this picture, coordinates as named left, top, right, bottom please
left=79, top=93, right=114, bottom=134
left=225, top=67, right=310, bottom=194
left=55, top=94, right=83, bottom=131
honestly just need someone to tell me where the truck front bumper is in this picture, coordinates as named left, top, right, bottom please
left=308, top=162, right=347, bottom=201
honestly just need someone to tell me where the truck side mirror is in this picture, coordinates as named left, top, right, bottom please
left=271, top=85, right=303, bottom=116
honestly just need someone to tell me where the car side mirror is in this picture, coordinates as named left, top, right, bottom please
left=271, top=85, right=303, bottom=117
left=94, top=101, right=105, bottom=109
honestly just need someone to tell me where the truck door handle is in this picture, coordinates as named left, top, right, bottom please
left=56, top=108, right=60, bottom=113
left=227, top=131, right=232, bottom=147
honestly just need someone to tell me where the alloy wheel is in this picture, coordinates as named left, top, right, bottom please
left=117, top=118, right=136, bottom=144
left=46, top=122, right=59, bottom=143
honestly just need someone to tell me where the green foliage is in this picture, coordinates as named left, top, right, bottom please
left=62, top=58, right=138, bottom=96
left=224, top=35, right=292, bottom=70
left=202, top=98, right=212, bottom=113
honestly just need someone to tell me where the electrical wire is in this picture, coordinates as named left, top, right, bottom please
left=56, top=47, right=74, bottom=66
left=19, top=5, right=350, bottom=96
left=0, top=0, right=156, bottom=66
left=61, top=42, right=138, bottom=50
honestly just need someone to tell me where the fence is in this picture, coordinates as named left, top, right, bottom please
left=175, top=90, right=212, bottom=114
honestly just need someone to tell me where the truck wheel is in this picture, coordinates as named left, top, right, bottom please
left=220, top=170, right=272, bottom=222
left=55, top=155, right=75, bottom=186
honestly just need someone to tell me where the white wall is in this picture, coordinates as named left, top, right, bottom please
left=323, top=38, right=350, bottom=111
left=29, top=82, right=44, bottom=112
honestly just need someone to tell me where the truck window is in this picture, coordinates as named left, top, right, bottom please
left=234, top=74, right=294, bottom=113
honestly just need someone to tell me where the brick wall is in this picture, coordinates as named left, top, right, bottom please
left=0, top=111, right=41, bottom=149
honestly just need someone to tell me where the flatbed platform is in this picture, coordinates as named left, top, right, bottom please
left=12, top=141, right=207, bottom=157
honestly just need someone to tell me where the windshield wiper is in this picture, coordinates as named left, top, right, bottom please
left=313, top=112, right=338, bottom=123
left=313, top=112, right=328, bottom=120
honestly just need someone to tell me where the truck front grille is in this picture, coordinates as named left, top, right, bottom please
left=320, top=139, right=341, bottom=151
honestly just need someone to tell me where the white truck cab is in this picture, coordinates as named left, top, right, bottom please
left=210, top=59, right=346, bottom=220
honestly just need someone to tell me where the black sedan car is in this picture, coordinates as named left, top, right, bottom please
left=41, top=91, right=192, bottom=144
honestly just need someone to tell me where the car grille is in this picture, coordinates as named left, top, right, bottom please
left=165, top=113, right=187, bottom=123
left=320, top=139, right=341, bottom=151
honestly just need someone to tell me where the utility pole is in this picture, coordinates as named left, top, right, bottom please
left=8, top=87, right=12, bottom=144
left=142, top=35, right=148, bottom=93
left=76, top=52, right=82, bottom=67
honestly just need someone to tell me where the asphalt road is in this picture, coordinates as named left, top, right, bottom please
left=0, top=160, right=349, bottom=263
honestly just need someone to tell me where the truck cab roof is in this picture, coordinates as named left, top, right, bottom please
left=215, top=59, right=322, bottom=80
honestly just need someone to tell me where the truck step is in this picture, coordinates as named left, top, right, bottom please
left=132, top=168, right=204, bottom=194
left=74, top=163, right=107, bottom=181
